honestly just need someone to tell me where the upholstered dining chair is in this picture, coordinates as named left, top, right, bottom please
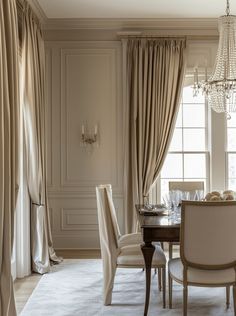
left=168, top=200, right=236, bottom=316
left=168, top=181, right=205, bottom=259
left=96, top=184, right=166, bottom=307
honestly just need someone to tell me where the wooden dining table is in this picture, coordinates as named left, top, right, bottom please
left=136, top=205, right=180, bottom=316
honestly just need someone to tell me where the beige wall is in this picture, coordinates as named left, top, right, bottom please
left=45, top=29, right=217, bottom=249
left=45, top=39, right=123, bottom=249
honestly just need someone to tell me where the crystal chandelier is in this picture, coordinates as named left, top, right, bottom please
left=193, top=0, right=236, bottom=119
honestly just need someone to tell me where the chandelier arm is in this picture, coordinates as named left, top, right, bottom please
left=206, top=79, right=236, bottom=84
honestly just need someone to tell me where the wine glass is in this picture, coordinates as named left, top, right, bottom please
left=181, top=191, right=190, bottom=201
left=162, top=193, right=172, bottom=216
left=193, top=189, right=204, bottom=201
left=169, top=190, right=182, bottom=222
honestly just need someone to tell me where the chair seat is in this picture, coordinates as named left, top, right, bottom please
left=118, top=233, right=143, bottom=248
left=117, top=244, right=166, bottom=267
left=169, top=258, right=235, bottom=285
left=118, top=232, right=161, bottom=248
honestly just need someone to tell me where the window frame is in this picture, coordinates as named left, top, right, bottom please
left=149, top=77, right=210, bottom=203
left=226, top=121, right=236, bottom=190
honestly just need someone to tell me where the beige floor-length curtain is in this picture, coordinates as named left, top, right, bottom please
left=20, top=0, right=61, bottom=273
left=124, top=38, right=186, bottom=233
left=0, top=0, right=19, bottom=315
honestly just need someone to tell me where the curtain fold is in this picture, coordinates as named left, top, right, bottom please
left=124, top=38, right=186, bottom=233
left=21, top=1, right=61, bottom=273
left=0, top=0, right=19, bottom=315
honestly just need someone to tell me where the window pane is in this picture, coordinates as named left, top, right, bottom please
left=182, top=85, right=205, bottom=103
left=175, top=105, right=182, bottom=128
left=183, top=104, right=205, bottom=127
left=161, top=154, right=183, bottom=178
left=228, top=154, right=236, bottom=178
left=184, top=154, right=206, bottom=178
left=227, top=128, right=236, bottom=151
left=228, top=179, right=236, bottom=191
left=183, top=129, right=205, bottom=151
left=169, top=129, right=182, bottom=151
left=227, top=112, right=236, bottom=127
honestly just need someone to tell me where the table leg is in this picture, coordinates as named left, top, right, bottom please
left=141, top=242, right=155, bottom=316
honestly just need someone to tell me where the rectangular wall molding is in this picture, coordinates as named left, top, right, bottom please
left=45, top=41, right=123, bottom=248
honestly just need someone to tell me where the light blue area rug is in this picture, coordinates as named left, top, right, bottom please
left=20, top=259, right=235, bottom=316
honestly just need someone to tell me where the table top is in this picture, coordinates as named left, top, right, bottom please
left=136, top=204, right=181, bottom=229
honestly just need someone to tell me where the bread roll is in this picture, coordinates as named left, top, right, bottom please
left=211, top=191, right=221, bottom=197
left=223, top=190, right=233, bottom=194
left=205, top=193, right=213, bottom=201
left=210, top=195, right=221, bottom=201
left=225, top=194, right=234, bottom=200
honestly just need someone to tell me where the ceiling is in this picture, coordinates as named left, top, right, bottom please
left=36, top=0, right=236, bottom=19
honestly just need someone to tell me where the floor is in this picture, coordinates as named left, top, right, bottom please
left=14, top=247, right=172, bottom=315
left=14, top=249, right=101, bottom=315
left=14, top=273, right=42, bottom=315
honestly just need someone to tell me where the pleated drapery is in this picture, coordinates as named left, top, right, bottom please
left=124, top=38, right=186, bottom=233
left=21, top=1, right=61, bottom=273
left=0, top=0, right=19, bottom=315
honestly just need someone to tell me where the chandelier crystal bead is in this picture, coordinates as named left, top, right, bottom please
left=193, top=0, right=236, bottom=118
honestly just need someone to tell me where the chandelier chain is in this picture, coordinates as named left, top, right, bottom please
left=226, top=0, right=230, bottom=16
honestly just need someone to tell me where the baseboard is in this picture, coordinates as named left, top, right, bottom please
left=55, top=248, right=101, bottom=259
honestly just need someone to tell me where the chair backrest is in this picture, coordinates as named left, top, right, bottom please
left=96, top=185, right=120, bottom=261
left=169, top=181, right=204, bottom=191
left=181, top=200, right=236, bottom=269
left=169, top=181, right=205, bottom=200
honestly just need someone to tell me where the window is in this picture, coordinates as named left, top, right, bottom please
left=160, top=85, right=209, bottom=199
left=227, top=112, right=236, bottom=190
left=149, top=75, right=236, bottom=204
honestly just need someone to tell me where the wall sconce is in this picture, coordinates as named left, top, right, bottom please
left=81, top=124, right=98, bottom=147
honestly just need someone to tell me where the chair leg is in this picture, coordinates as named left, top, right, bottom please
left=104, top=267, right=116, bottom=305
left=233, top=284, right=236, bottom=316
left=183, top=284, right=188, bottom=316
left=169, top=243, right=173, bottom=260
left=226, top=286, right=230, bottom=309
left=162, top=267, right=166, bottom=308
left=158, top=268, right=162, bottom=291
left=168, top=271, right=173, bottom=309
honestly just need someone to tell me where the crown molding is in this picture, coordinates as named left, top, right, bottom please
left=31, top=1, right=218, bottom=33
left=41, top=18, right=218, bottom=32
left=28, top=2, right=219, bottom=35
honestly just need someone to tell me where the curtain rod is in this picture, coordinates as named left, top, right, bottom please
left=117, top=32, right=186, bottom=39
left=117, top=32, right=218, bottom=41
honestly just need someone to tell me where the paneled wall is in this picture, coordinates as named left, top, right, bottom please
left=45, top=33, right=218, bottom=249
left=45, top=41, right=123, bottom=249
